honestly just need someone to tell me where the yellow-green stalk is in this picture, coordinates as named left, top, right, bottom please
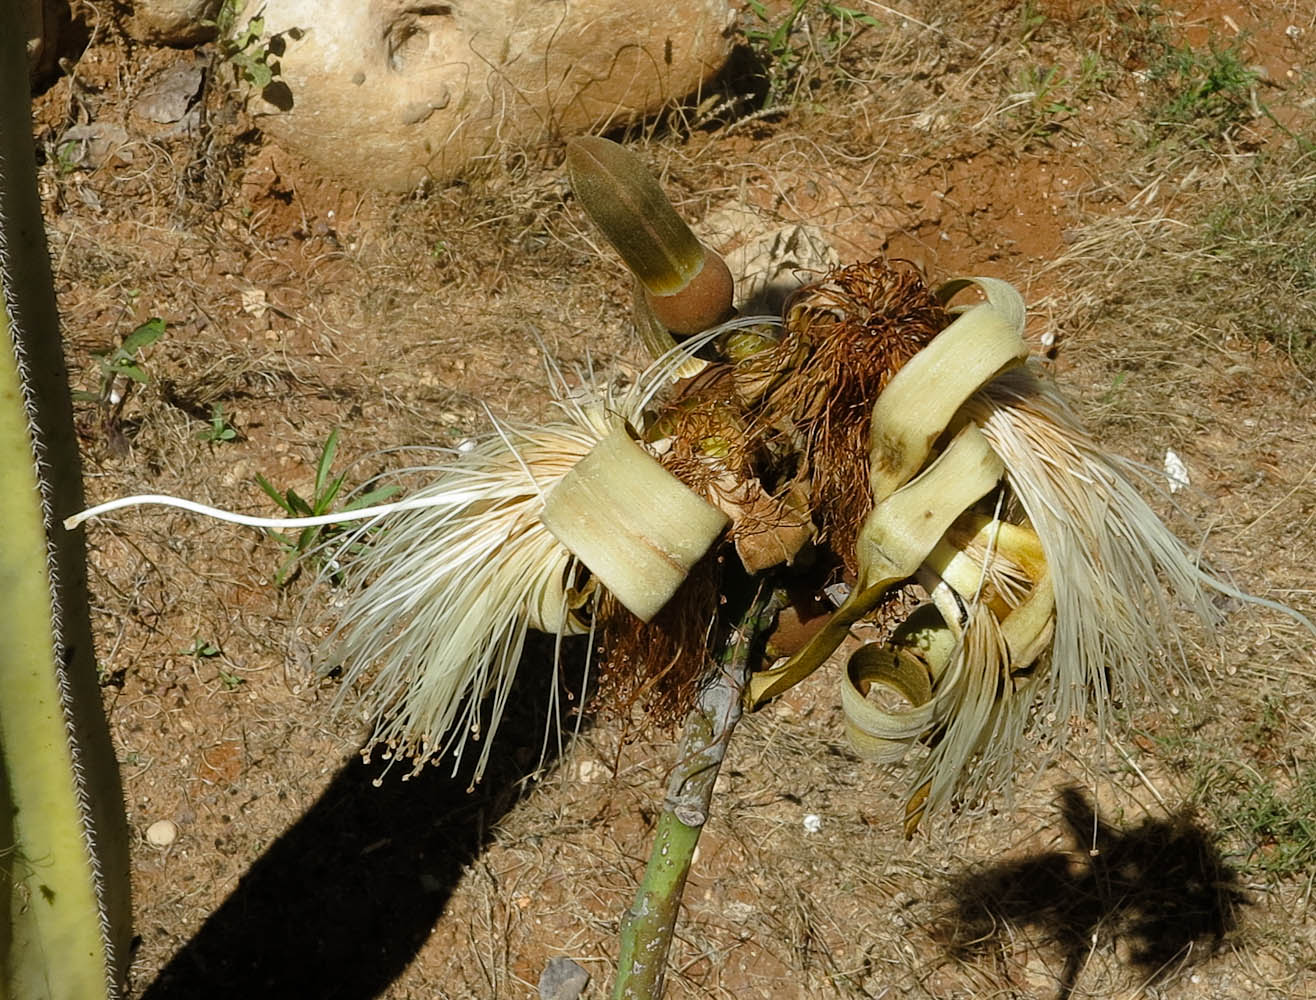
left=0, top=20, right=132, bottom=996
left=612, top=586, right=783, bottom=999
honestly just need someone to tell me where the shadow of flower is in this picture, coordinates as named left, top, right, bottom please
left=938, top=786, right=1247, bottom=999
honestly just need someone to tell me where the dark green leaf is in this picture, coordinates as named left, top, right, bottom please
left=285, top=489, right=313, bottom=517
left=315, top=472, right=346, bottom=514
left=114, top=364, right=149, bottom=384
left=255, top=473, right=291, bottom=512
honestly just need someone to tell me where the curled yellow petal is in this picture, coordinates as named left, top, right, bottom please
left=540, top=425, right=730, bottom=623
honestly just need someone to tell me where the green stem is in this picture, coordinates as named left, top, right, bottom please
left=0, top=19, right=132, bottom=998
left=612, top=585, right=784, bottom=1000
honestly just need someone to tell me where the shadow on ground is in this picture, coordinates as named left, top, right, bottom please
left=938, top=786, right=1247, bottom=1000
left=139, top=634, right=591, bottom=1000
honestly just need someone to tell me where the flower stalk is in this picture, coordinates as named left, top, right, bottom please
left=612, top=583, right=784, bottom=1000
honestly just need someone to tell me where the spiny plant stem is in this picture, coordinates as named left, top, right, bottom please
left=612, top=583, right=784, bottom=1000
left=0, top=15, right=131, bottom=995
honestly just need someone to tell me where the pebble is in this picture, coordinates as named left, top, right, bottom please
left=571, top=759, right=606, bottom=783
left=146, top=819, right=178, bottom=847
left=538, top=957, right=589, bottom=1000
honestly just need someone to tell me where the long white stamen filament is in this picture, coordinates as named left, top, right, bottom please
left=63, top=492, right=464, bottom=532
left=61, top=321, right=755, bottom=785
left=316, top=322, right=757, bottom=781
left=963, top=364, right=1316, bottom=732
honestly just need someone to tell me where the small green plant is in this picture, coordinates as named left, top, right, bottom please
left=1008, top=55, right=1109, bottom=145
left=1150, top=42, right=1258, bottom=137
left=1218, top=766, right=1316, bottom=878
left=1010, top=65, right=1077, bottom=143
left=1137, top=701, right=1316, bottom=880
left=180, top=638, right=221, bottom=658
left=54, top=137, right=82, bottom=174
left=1099, top=371, right=1129, bottom=405
left=217, top=12, right=276, bottom=88
left=743, top=0, right=878, bottom=108
left=255, top=428, right=399, bottom=585
left=72, top=315, right=166, bottom=446
left=197, top=402, right=238, bottom=444
left=75, top=316, right=166, bottom=406
left=1018, top=0, right=1047, bottom=43
left=217, top=668, right=245, bottom=691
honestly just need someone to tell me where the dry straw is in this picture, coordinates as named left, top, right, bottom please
left=749, top=260, right=950, bottom=567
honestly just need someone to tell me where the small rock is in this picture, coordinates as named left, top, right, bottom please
left=135, top=58, right=206, bottom=125
left=1163, top=449, right=1190, bottom=494
left=823, top=582, right=851, bottom=607
left=246, top=0, right=735, bottom=190
left=146, top=819, right=178, bottom=847
left=803, top=813, right=823, bottom=834
left=124, top=0, right=222, bottom=45
left=538, top=956, right=590, bottom=1000
left=729, top=223, right=840, bottom=315
left=56, top=123, right=131, bottom=171
left=572, top=758, right=606, bottom=783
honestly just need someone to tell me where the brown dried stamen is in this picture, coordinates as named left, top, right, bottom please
left=594, top=550, right=724, bottom=732
left=750, top=259, right=950, bottom=570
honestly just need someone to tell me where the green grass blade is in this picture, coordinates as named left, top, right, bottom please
left=342, top=484, right=401, bottom=511
left=316, top=471, right=347, bottom=513
left=314, top=428, right=341, bottom=498
left=284, top=488, right=313, bottom=516
left=254, top=472, right=292, bottom=512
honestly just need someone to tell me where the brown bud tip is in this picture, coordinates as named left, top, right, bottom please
left=644, top=245, right=735, bottom=337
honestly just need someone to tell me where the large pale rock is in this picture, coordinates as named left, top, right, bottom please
left=245, top=0, right=735, bottom=191
left=122, top=0, right=223, bottom=45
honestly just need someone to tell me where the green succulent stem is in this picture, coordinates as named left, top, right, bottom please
left=0, top=19, right=131, bottom=999
left=612, top=584, right=784, bottom=1000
